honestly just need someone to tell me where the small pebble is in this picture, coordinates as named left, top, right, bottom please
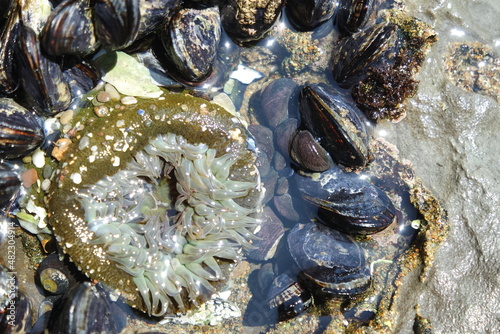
left=212, top=93, right=236, bottom=114
left=96, top=91, right=111, bottom=103
left=94, top=105, right=110, bottom=117
left=43, top=165, right=52, bottom=179
left=58, top=109, right=74, bottom=125
left=105, top=83, right=121, bottom=100
left=32, top=149, right=46, bottom=168
left=70, top=173, right=82, bottom=184
left=121, top=96, right=138, bottom=105
left=52, top=138, right=72, bottom=161
left=112, top=156, right=120, bottom=167
left=22, top=168, right=38, bottom=188
left=41, top=179, right=51, bottom=191
left=78, top=136, right=90, bottom=150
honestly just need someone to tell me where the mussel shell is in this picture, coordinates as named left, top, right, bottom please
left=295, top=167, right=396, bottom=235
left=332, top=22, right=400, bottom=88
left=16, top=24, right=71, bottom=116
left=0, top=291, right=32, bottom=334
left=299, top=84, right=370, bottom=168
left=285, top=0, right=338, bottom=31
left=288, top=222, right=371, bottom=297
left=336, top=0, right=376, bottom=36
left=62, top=60, right=101, bottom=100
left=40, top=0, right=99, bottom=56
left=221, top=0, right=286, bottom=45
left=137, top=0, right=181, bottom=38
left=0, top=163, right=21, bottom=205
left=0, top=0, right=20, bottom=95
left=290, top=130, right=332, bottom=172
left=266, top=273, right=313, bottom=321
left=160, top=6, right=221, bottom=84
left=48, top=282, right=120, bottom=334
left=93, top=0, right=140, bottom=50
left=0, top=98, right=44, bottom=159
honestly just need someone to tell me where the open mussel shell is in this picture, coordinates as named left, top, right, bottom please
left=93, top=0, right=140, bottom=50
left=221, top=0, right=285, bottom=45
left=286, top=0, right=338, bottom=31
left=0, top=0, right=20, bottom=95
left=160, top=6, right=221, bottom=84
left=288, top=222, right=372, bottom=298
left=299, top=83, right=370, bottom=169
left=0, top=98, right=44, bottom=159
left=295, top=167, right=396, bottom=235
left=332, top=22, right=400, bottom=88
left=40, top=0, right=98, bottom=56
left=336, top=0, right=376, bottom=36
left=16, top=24, right=71, bottom=116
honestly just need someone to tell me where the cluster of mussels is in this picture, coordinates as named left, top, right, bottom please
left=0, top=0, right=439, bottom=332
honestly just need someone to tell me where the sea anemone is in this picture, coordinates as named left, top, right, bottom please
left=47, top=91, right=263, bottom=316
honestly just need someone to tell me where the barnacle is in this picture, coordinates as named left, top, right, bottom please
left=47, top=90, right=264, bottom=316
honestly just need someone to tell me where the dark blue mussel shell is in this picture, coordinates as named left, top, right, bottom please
left=288, top=222, right=372, bottom=298
left=295, top=166, right=396, bottom=235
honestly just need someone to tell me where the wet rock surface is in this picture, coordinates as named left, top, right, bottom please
left=377, top=0, right=500, bottom=332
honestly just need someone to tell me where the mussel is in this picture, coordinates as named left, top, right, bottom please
left=290, top=130, right=332, bottom=172
left=137, top=0, right=180, bottom=38
left=221, top=0, right=286, bottom=44
left=0, top=291, right=33, bottom=334
left=0, top=0, right=20, bottom=95
left=0, top=98, right=44, bottom=159
left=266, top=273, right=313, bottom=321
left=16, top=24, right=71, bottom=116
left=40, top=0, right=99, bottom=56
left=336, top=0, right=376, bottom=36
left=159, top=6, right=222, bottom=84
left=288, top=222, right=372, bottom=298
left=298, top=84, right=370, bottom=169
left=286, top=0, right=338, bottom=31
left=93, top=0, right=140, bottom=50
left=47, top=282, right=123, bottom=333
left=0, top=162, right=21, bottom=205
left=62, top=60, right=101, bottom=100
left=332, top=22, right=400, bottom=88
left=0, top=263, right=33, bottom=334
left=295, top=167, right=396, bottom=235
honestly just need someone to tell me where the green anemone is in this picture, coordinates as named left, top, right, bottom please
left=47, top=91, right=263, bottom=315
